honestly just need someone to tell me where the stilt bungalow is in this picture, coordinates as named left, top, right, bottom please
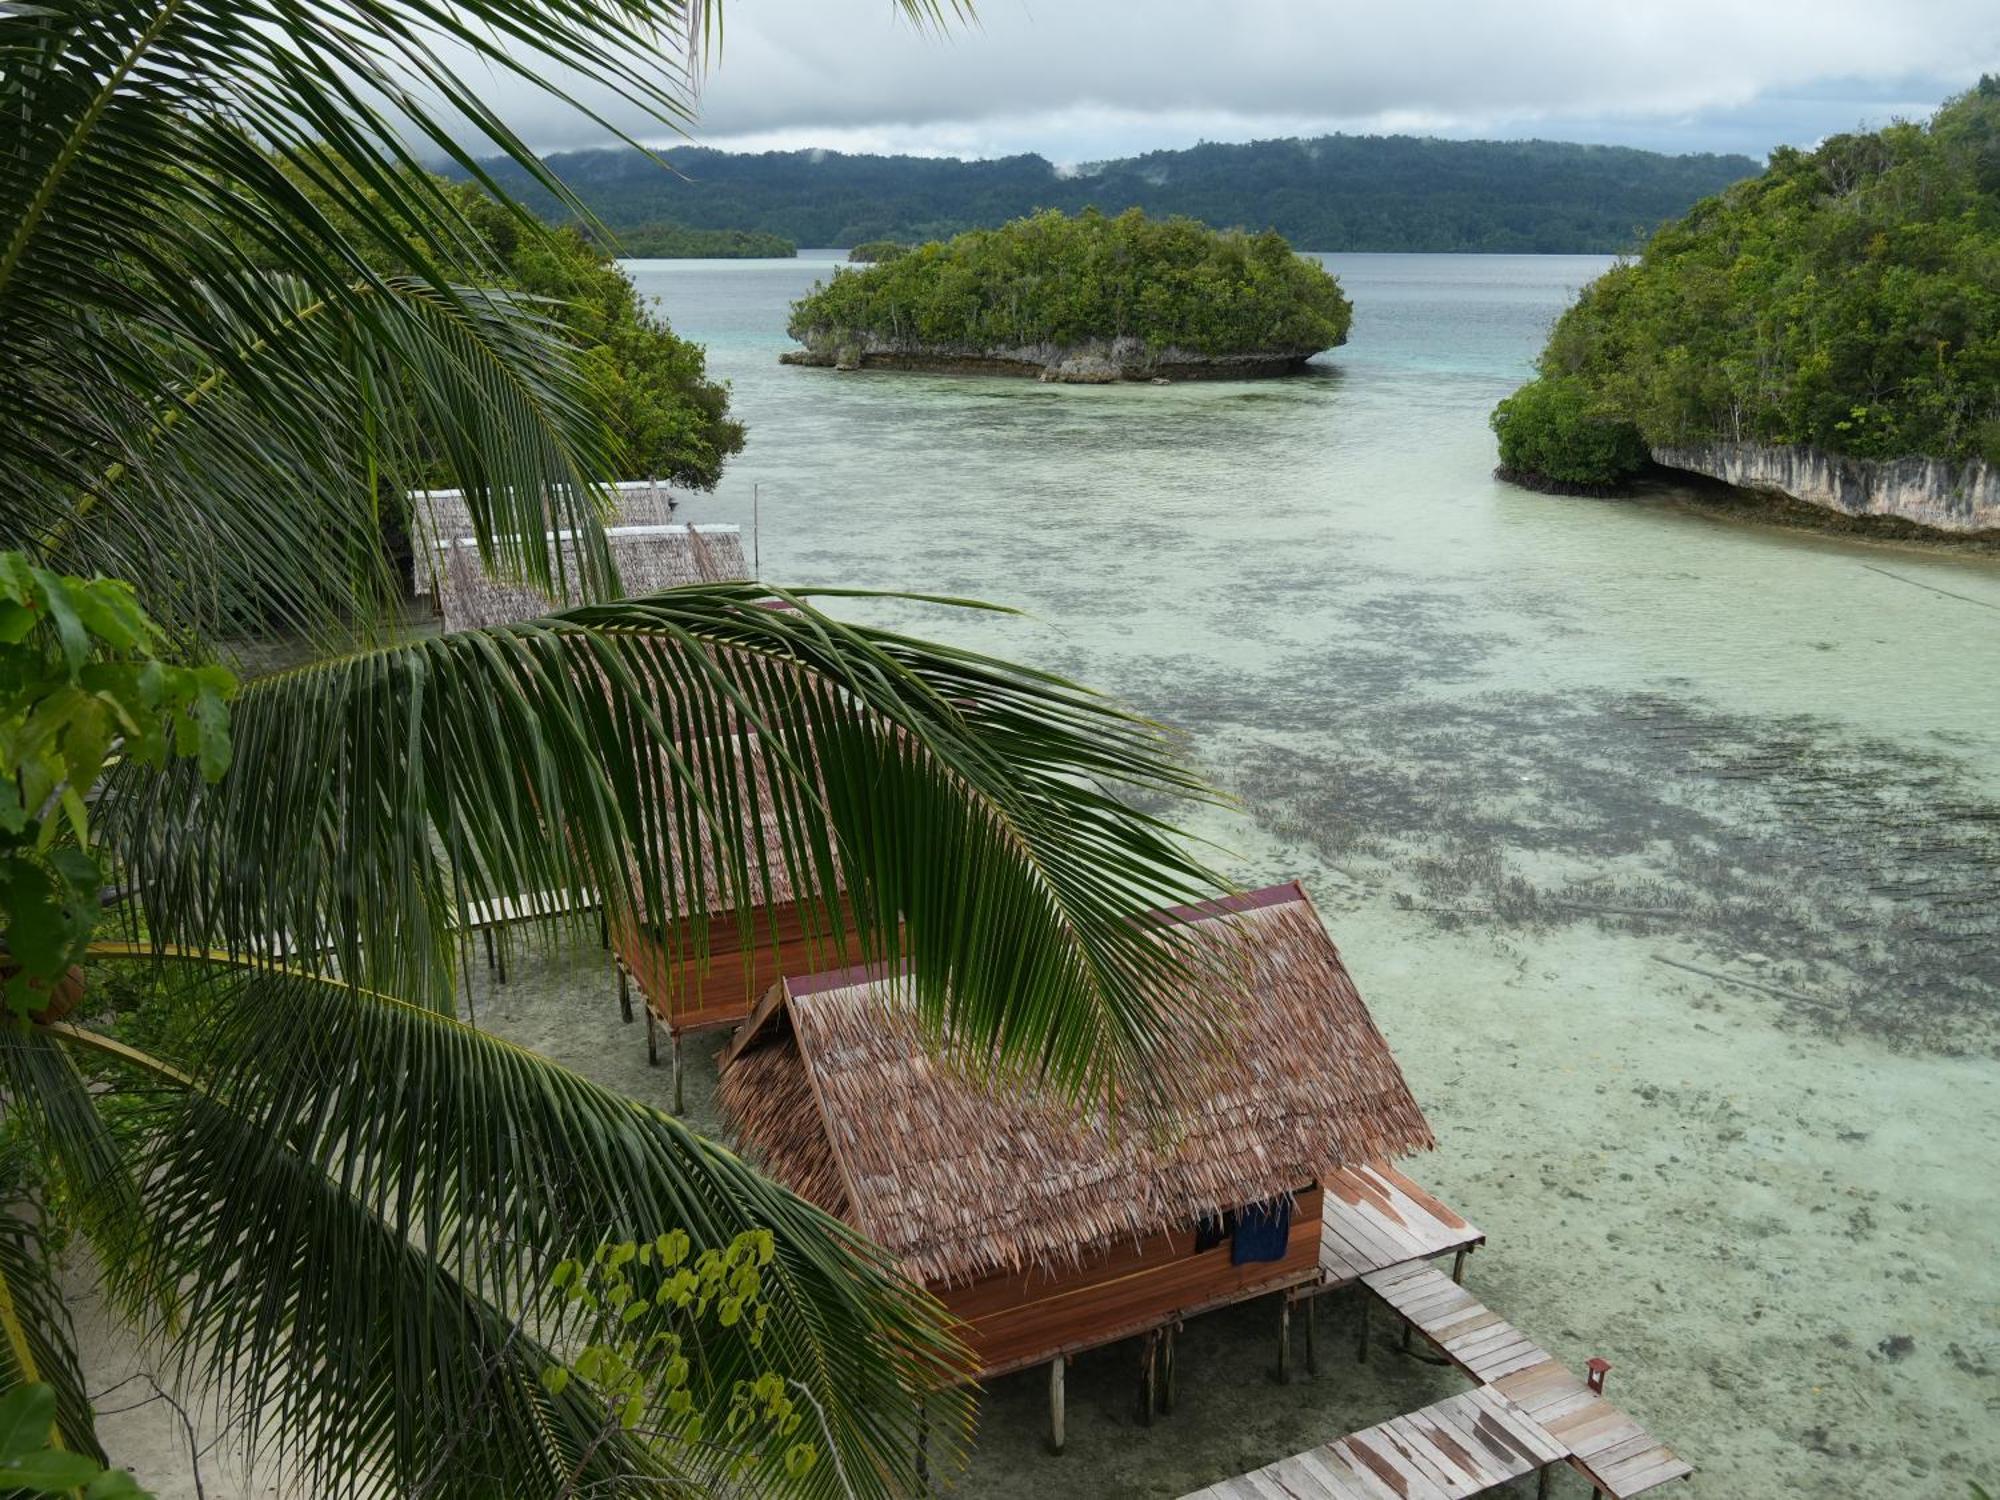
left=430, top=519, right=747, bottom=632
left=411, top=478, right=689, bottom=603
left=719, top=885, right=1436, bottom=1391
left=421, top=500, right=859, bottom=1075
left=720, top=880, right=1692, bottom=1495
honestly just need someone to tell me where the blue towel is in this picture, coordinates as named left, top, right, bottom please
left=1231, top=1198, right=1292, bottom=1264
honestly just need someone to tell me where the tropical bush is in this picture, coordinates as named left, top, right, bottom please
left=1496, top=78, right=2000, bottom=485
left=1490, top=375, right=1649, bottom=489
left=0, top=1, right=1234, bottom=1496
left=788, top=207, right=1352, bottom=357
left=847, top=240, right=911, bottom=263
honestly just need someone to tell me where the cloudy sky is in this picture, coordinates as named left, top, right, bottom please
left=462, top=0, right=1999, bottom=165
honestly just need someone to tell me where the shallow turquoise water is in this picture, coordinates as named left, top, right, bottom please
left=623, top=252, right=2000, bottom=1497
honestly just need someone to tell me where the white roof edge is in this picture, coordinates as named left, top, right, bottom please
left=410, top=479, right=682, bottom=501
left=432, top=523, right=740, bottom=551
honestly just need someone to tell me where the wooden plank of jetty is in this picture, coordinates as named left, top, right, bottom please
left=1314, top=1163, right=1485, bottom=1287
left=1178, top=1387, right=1555, bottom=1499
left=1369, top=1263, right=1693, bottom=1497
left=1183, top=1263, right=1690, bottom=1499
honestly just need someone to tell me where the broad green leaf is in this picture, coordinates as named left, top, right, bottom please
left=0, top=1384, right=58, bottom=1463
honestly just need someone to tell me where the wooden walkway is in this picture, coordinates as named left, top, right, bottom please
left=1362, top=1263, right=1556, bottom=1384
left=1185, top=1383, right=1567, bottom=1499
left=1315, top=1163, right=1485, bottom=1287
left=1367, top=1262, right=1690, bottom=1497
left=1493, top=1361, right=1694, bottom=1499
left=1183, top=1262, right=1690, bottom=1500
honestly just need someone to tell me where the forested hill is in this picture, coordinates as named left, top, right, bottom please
left=463, top=134, right=1759, bottom=253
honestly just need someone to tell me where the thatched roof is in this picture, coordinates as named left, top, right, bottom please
left=411, top=481, right=687, bottom=595
left=623, top=727, right=822, bottom=921
left=433, top=523, right=747, bottom=632
left=718, top=883, right=1434, bottom=1287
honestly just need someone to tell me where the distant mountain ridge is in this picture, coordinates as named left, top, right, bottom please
left=463, top=134, right=1760, bottom=253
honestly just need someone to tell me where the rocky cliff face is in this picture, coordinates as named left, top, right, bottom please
left=1652, top=442, right=2000, bottom=534
left=780, top=331, right=1318, bottom=382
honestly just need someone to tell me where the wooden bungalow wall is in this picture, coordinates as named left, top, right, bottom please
left=938, top=1185, right=1324, bottom=1380
left=614, top=898, right=862, bottom=1033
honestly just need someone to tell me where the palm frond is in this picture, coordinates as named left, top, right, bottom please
left=0, top=1143, right=104, bottom=1463
left=70, top=959, right=963, bottom=1499
left=0, top=1025, right=162, bottom=1331
left=113, top=585, right=1236, bottom=1101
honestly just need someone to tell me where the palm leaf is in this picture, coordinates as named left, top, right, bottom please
left=0, top=0, right=963, bottom=641
left=113, top=585, right=1235, bottom=1102
left=0, top=1025, right=163, bottom=1334
left=66, top=959, right=964, bottom=1499
left=0, top=1141, right=104, bottom=1463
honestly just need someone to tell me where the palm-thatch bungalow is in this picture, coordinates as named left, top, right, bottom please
left=605, top=740, right=858, bottom=1059
left=416, top=496, right=858, bottom=1083
left=410, top=478, right=688, bottom=599
left=718, top=882, right=1440, bottom=1430
left=431, top=521, right=747, bottom=632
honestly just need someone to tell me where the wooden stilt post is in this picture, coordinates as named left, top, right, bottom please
left=1159, top=1322, right=1177, bottom=1414
left=618, top=964, right=633, bottom=1023
left=495, top=939, right=506, bottom=985
left=645, top=1006, right=659, bottom=1066
left=1139, top=1330, right=1158, bottom=1425
left=672, top=1031, right=685, bottom=1115
left=1276, top=1297, right=1292, bottom=1383
left=1452, top=1246, right=1470, bottom=1284
left=1304, top=1294, right=1319, bottom=1376
left=1047, top=1356, right=1065, bottom=1455
left=598, top=908, right=609, bottom=949
left=1356, top=1290, right=1370, bottom=1363
left=1537, top=1465, right=1552, bottom=1499
left=1401, top=1315, right=1414, bottom=1354
left=482, top=927, right=496, bottom=971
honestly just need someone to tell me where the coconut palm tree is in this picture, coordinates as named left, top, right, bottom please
left=0, top=1, right=1233, bottom=1496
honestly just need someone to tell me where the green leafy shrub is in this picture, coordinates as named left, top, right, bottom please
left=0, top=558, right=232, bottom=1015
left=1496, top=78, right=2000, bottom=469
left=846, top=240, right=910, bottom=263
left=788, top=207, right=1351, bottom=359
left=0, top=1385, right=148, bottom=1496
left=1490, top=376, right=1650, bottom=490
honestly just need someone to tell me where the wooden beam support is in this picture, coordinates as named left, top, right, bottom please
left=645, top=1004, right=658, bottom=1067
left=1304, top=1294, right=1318, bottom=1376
left=1276, top=1297, right=1292, bottom=1384
left=482, top=927, right=496, bottom=973
left=1452, top=1246, right=1470, bottom=1284
left=1537, top=1465, right=1553, bottom=1499
left=1047, top=1355, right=1066, bottom=1455
left=1159, top=1322, right=1178, bottom=1414
left=618, top=964, right=632, bottom=1024
left=1139, top=1330, right=1158, bottom=1425
left=672, top=1031, right=685, bottom=1115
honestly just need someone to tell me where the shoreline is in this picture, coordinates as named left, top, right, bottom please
left=1501, top=463, right=2000, bottom=556
left=780, top=346, right=1320, bottom=382
left=1648, top=467, right=2000, bottom=557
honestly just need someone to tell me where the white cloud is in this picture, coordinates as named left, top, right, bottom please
left=433, top=0, right=2000, bottom=160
